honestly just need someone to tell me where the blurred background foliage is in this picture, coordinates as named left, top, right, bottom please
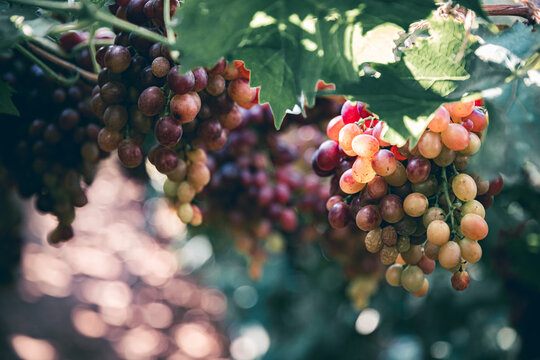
left=1, top=147, right=540, bottom=360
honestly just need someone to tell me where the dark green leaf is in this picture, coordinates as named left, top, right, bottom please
left=0, top=79, right=19, bottom=116
left=171, top=0, right=438, bottom=128
left=0, top=3, right=60, bottom=51
left=235, top=47, right=299, bottom=130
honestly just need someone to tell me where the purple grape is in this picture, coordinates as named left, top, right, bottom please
left=379, top=194, right=404, bottom=223
left=316, top=140, right=340, bottom=171
left=328, top=202, right=351, bottom=229
left=154, top=116, right=183, bottom=147
left=406, top=157, right=431, bottom=183
left=167, top=65, right=195, bottom=94
left=192, top=67, right=208, bottom=92
left=154, top=147, right=178, bottom=173
left=355, top=205, right=382, bottom=231
left=117, top=139, right=143, bottom=168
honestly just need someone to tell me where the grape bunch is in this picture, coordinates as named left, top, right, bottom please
left=0, top=53, right=105, bottom=243
left=167, top=104, right=329, bottom=278
left=313, top=98, right=503, bottom=299
left=90, top=0, right=258, bottom=224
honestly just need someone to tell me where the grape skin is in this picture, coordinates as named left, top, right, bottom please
left=371, top=149, right=397, bottom=176
left=460, top=213, right=488, bottom=240
left=418, top=131, right=442, bottom=159
left=426, top=220, right=450, bottom=246
left=441, top=123, right=469, bottom=151
left=438, top=241, right=461, bottom=269
left=452, top=173, right=477, bottom=202
left=352, top=156, right=376, bottom=183
left=385, top=264, right=403, bottom=286
left=403, top=192, right=428, bottom=217
left=428, top=106, right=450, bottom=132
left=355, top=205, right=382, bottom=231
left=459, top=237, right=482, bottom=263
left=401, top=265, right=424, bottom=292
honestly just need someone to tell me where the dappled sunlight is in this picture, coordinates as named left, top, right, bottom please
left=1, top=159, right=229, bottom=359
left=10, top=335, right=57, bottom=360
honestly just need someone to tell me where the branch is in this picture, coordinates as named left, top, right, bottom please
left=27, top=42, right=98, bottom=83
left=482, top=4, right=536, bottom=22
left=15, top=44, right=79, bottom=86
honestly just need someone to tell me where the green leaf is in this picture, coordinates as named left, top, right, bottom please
left=0, top=79, right=19, bottom=116
left=235, top=47, right=300, bottom=130
left=402, top=15, right=472, bottom=97
left=171, top=0, right=437, bottom=128
left=469, top=71, right=540, bottom=179
left=0, top=2, right=60, bottom=51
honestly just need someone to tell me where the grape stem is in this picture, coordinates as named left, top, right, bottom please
left=47, top=20, right=93, bottom=35
left=15, top=44, right=80, bottom=86
left=7, top=0, right=81, bottom=10
left=87, top=24, right=100, bottom=74
left=72, top=39, right=114, bottom=54
left=482, top=4, right=538, bottom=22
left=25, top=42, right=98, bottom=83
left=91, top=7, right=173, bottom=46
left=441, top=166, right=457, bottom=236
left=8, top=0, right=173, bottom=46
left=28, top=36, right=68, bottom=58
left=163, top=0, right=175, bottom=45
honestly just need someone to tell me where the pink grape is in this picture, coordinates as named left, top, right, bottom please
left=441, top=123, right=469, bottom=151
left=428, top=106, right=450, bottom=132
left=371, top=149, right=397, bottom=176
left=352, top=156, right=376, bottom=183
left=351, top=134, right=379, bottom=158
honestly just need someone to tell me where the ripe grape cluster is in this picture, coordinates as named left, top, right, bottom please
left=90, top=0, right=258, bottom=224
left=0, top=54, right=105, bottom=243
left=313, top=98, right=502, bottom=299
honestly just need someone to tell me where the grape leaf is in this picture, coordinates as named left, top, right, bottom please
left=171, top=0, right=437, bottom=127
left=402, top=15, right=472, bottom=97
left=0, top=3, right=60, bottom=51
left=0, top=79, right=19, bottom=116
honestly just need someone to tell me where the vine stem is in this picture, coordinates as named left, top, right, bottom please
left=482, top=4, right=536, bottom=21
left=7, top=0, right=81, bottom=11
left=87, top=24, right=100, bottom=74
left=441, top=166, right=456, bottom=236
left=71, top=39, right=114, bottom=53
left=92, top=9, right=172, bottom=46
left=47, top=20, right=93, bottom=35
left=26, top=42, right=98, bottom=83
left=28, top=36, right=69, bottom=58
left=15, top=44, right=80, bottom=86
left=8, top=0, right=173, bottom=46
left=163, top=0, right=176, bottom=45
